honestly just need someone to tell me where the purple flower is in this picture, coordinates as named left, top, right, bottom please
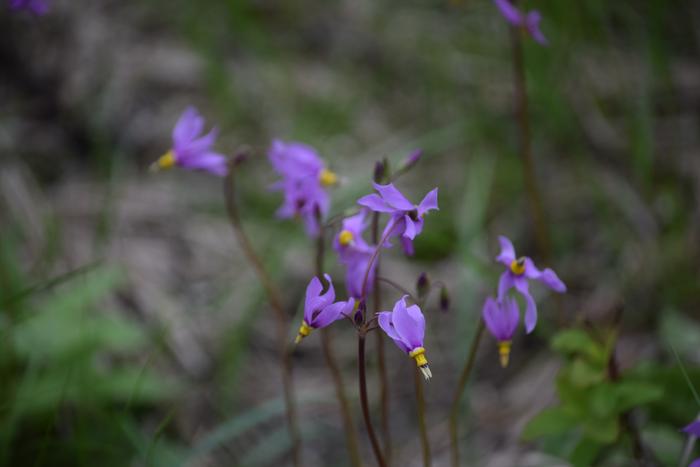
left=378, top=296, right=432, bottom=380
left=482, top=296, right=520, bottom=367
left=357, top=183, right=438, bottom=256
left=268, top=140, right=338, bottom=237
left=295, top=274, right=354, bottom=344
left=151, top=107, right=228, bottom=177
left=496, top=235, right=565, bottom=334
left=333, top=210, right=376, bottom=298
left=9, top=0, right=48, bottom=15
left=683, top=420, right=700, bottom=437
left=493, top=0, right=547, bottom=45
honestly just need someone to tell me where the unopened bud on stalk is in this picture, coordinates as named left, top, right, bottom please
left=373, top=160, right=387, bottom=184
left=416, top=272, right=431, bottom=300
left=401, top=149, right=423, bottom=172
left=439, top=285, right=450, bottom=312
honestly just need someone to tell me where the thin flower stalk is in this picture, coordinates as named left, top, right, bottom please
left=372, top=211, right=392, bottom=464
left=508, top=11, right=551, bottom=259
left=359, top=333, right=387, bottom=467
left=315, top=224, right=363, bottom=467
left=449, top=318, right=485, bottom=467
left=223, top=170, right=302, bottom=467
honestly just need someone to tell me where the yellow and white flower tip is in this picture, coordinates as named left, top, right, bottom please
left=409, top=347, right=432, bottom=380
left=509, top=257, right=526, bottom=275
left=150, top=150, right=176, bottom=173
left=498, top=340, right=512, bottom=368
left=294, top=320, right=312, bottom=345
left=318, top=168, right=338, bottom=187
left=338, top=229, right=354, bottom=246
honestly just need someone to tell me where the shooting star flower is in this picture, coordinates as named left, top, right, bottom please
left=295, top=274, right=354, bottom=344
left=493, top=0, right=547, bottom=45
left=482, top=296, right=520, bottom=368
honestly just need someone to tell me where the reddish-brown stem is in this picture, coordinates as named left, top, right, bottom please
left=372, top=211, right=391, bottom=464
left=315, top=225, right=362, bottom=467
left=449, top=318, right=485, bottom=467
left=223, top=172, right=302, bottom=467
left=509, top=23, right=550, bottom=260
left=414, top=367, right=431, bottom=467
left=359, top=334, right=386, bottom=467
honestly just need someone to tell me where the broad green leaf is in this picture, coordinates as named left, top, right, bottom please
left=569, top=358, right=606, bottom=387
left=522, top=407, right=579, bottom=440
left=570, top=436, right=603, bottom=467
left=582, top=415, right=619, bottom=443
left=612, top=381, right=663, bottom=412
left=551, top=329, right=607, bottom=365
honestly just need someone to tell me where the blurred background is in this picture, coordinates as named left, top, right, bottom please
left=1, top=0, right=700, bottom=466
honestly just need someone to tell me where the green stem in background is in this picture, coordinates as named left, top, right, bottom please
left=223, top=171, right=302, bottom=467
left=509, top=22, right=551, bottom=260
left=372, top=211, right=391, bottom=464
left=414, top=366, right=431, bottom=467
left=315, top=224, right=363, bottom=467
left=449, top=318, right=485, bottom=467
left=359, top=334, right=387, bottom=467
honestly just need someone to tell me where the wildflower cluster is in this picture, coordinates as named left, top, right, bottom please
left=482, top=235, right=566, bottom=367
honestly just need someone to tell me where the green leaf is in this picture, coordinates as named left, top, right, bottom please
left=570, top=437, right=604, bottom=467
left=612, top=381, right=663, bottom=412
left=522, top=407, right=579, bottom=440
left=551, top=329, right=607, bottom=365
left=582, top=415, right=619, bottom=443
left=569, top=357, right=606, bottom=387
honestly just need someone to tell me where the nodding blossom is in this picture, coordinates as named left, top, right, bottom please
left=151, top=107, right=228, bottom=176
left=295, top=274, right=354, bottom=344
left=268, top=140, right=338, bottom=237
left=333, top=209, right=376, bottom=299
left=482, top=296, right=520, bottom=368
left=496, top=235, right=565, bottom=334
left=357, top=183, right=438, bottom=256
left=493, top=0, right=547, bottom=45
left=378, top=296, right=432, bottom=380
left=9, top=0, right=48, bottom=15
left=683, top=421, right=700, bottom=467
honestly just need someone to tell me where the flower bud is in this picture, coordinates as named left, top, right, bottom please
left=416, top=272, right=430, bottom=300
left=402, top=149, right=423, bottom=171
left=439, top=285, right=450, bottom=312
left=373, top=160, right=386, bottom=184
left=354, top=300, right=366, bottom=325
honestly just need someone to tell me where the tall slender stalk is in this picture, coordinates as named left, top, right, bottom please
left=509, top=20, right=550, bottom=260
left=359, top=334, right=387, bottom=467
left=449, top=318, right=485, bottom=467
left=414, top=367, right=431, bottom=467
left=315, top=224, right=362, bottom=467
left=223, top=171, right=302, bottom=467
left=371, top=212, right=391, bottom=464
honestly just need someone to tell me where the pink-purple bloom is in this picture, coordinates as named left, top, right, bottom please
left=357, top=183, right=438, bottom=256
left=268, top=140, right=338, bottom=237
left=482, top=296, right=520, bottom=367
left=333, top=209, right=376, bottom=299
left=496, top=235, right=565, bottom=334
left=152, top=107, right=228, bottom=176
left=9, top=0, right=48, bottom=15
left=378, top=296, right=432, bottom=380
left=295, top=274, right=354, bottom=344
left=493, top=0, right=547, bottom=45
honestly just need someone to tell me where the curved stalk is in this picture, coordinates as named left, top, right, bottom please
left=449, top=318, right=485, bottom=467
left=315, top=224, right=362, bottom=467
left=223, top=172, right=302, bottom=467
left=359, top=334, right=387, bottom=467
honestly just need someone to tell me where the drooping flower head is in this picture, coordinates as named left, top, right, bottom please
left=482, top=296, right=520, bottom=368
left=151, top=107, right=228, bottom=176
left=9, top=0, right=48, bottom=15
left=378, top=296, right=432, bottom=380
left=268, top=140, right=338, bottom=237
left=333, top=209, right=376, bottom=298
left=357, top=183, right=438, bottom=256
left=496, top=235, right=565, bottom=334
left=493, top=0, right=547, bottom=45
left=295, top=274, right=354, bottom=344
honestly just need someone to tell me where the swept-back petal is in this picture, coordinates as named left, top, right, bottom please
left=514, top=279, right=538, bottom=333
left=493, top=0, right=523, bottom=26
left=357, top=194, right=394, bottom=213
left=525, top=11, right=548, bottom=45
left=496, top=235, right=516, bottom=265
left=683, top=420, right=700, bottom=437
left=392, top=296, right=424, bottom=349
left=313, top=299, right=354, bottom=328
left=173, top=107, right=204, bottom=148
left=417, top=188, right=439, bottom=216
left=373, top=183, right=415, bottom=211
left=177, top=152, right=228, bottom=176
left=497, top=271, right=514, bottom=301
left=403, top=215, right=417, bottom=240
left=539, top=268, right=566, bottom=293
left=378, top=311, right=411, bottom=353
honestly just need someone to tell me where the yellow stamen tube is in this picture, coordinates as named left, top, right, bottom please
left=294, top=320, right=312, bottom=344
left=409, top=347, right=432, bottom=380
left=498, top=340, right=512, bottom=368
left=338, top=229, right=353, bottom=246
left=509, top=258, right=526, bottom=275
left=319, top=168, right=338, bottom=187
left=150, top=150, right=176, bottom=172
